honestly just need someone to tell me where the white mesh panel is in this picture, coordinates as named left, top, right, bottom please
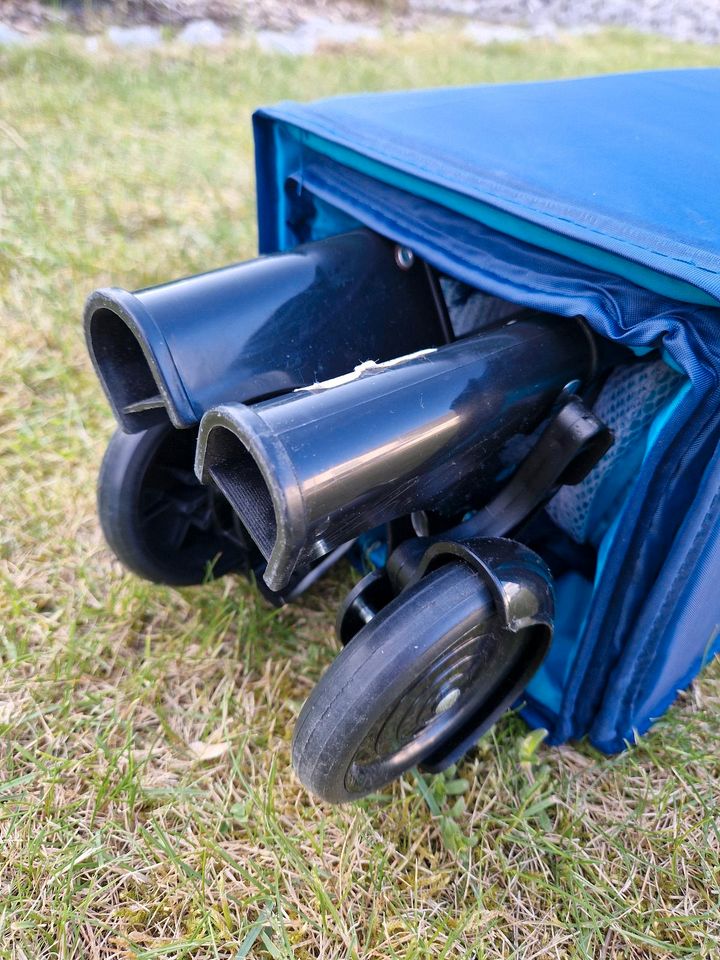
left=546, top=360, right=684, bottom=545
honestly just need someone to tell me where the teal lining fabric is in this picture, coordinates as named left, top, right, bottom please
left=295, top=129, right=718, bottom=308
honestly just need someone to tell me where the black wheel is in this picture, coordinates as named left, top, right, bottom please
left=293, top=561, right=535, bottom=803
left=98, top=422, right=252, bottom=586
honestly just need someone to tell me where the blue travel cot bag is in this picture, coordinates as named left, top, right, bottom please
left=253, top=68, right=720, bottom=753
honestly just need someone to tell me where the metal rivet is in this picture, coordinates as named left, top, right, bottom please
left=395, top=246, right=415, bottom=270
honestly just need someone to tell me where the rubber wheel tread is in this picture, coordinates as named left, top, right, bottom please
left=292, top=562, right=493, bottom=803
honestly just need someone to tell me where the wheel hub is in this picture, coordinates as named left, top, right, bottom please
left=345, top=620, right=505, bottom=793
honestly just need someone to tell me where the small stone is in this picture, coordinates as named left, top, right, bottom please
left=256, top=28, right=317, bottom=56
left=256, top=19, right=380, bottom=56
left=84, top=36, right=100, bottom=53
left=106, top=25, right=162, bottom=49
left=177, top=19, right=224, bottom=47
left=0, top=22, right=26, bottom=46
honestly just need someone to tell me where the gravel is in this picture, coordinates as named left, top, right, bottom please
left=412, top=0, right=720, bottom=45
left=0, top=0, right=718, bottom=46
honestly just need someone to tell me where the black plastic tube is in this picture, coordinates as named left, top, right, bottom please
left=195, top=312, right=614, bottom=591
left=84, top=229, right=450, bottom=432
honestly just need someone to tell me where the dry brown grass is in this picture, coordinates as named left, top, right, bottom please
left=1, top=28, right=720, bottom=959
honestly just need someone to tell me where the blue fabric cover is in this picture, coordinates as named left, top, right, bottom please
left=253, top=69, right=720, bottom=752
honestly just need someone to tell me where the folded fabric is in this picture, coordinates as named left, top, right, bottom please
left=253, top=69, right=720, bottom=752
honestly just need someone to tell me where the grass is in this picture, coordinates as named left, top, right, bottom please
left=2, top=25, right=720, bottom=960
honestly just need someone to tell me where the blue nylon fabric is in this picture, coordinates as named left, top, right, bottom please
left=255, top=69, right=720, bottom=304
left=252, top=71, right=720, bottom=751
left=526, top=572, right=594, bottom=717
left=591, top=431, right=720, bottom=750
